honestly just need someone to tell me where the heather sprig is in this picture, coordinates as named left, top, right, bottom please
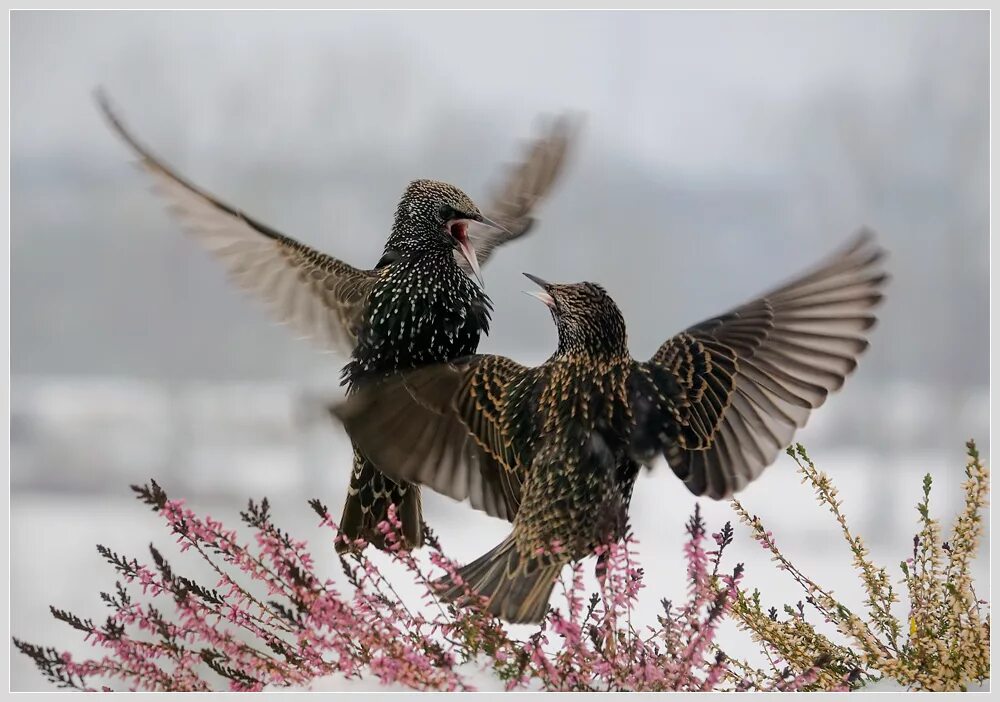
left=18, top=444, right=984, bottom=692
left=729, top=440, right=990, bottom=691
left=14, top=480, right=774, bottom=692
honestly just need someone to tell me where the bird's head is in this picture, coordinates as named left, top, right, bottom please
left=523, top=274, right=629, bottom=358
left=391, top=179, right=508, bottom=287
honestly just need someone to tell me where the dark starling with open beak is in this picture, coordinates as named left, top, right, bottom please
left=333, top=232, right=887, bottom=622
left=95, top=90, right=578, bottom=553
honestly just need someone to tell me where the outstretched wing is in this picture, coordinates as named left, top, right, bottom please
left=96, top=91, right=376, bottom=357
left=629, top=231, right=887, bottom=499
left=332, top=355, right=537, bottom=522
left=461, top=114, right=580, bottom=272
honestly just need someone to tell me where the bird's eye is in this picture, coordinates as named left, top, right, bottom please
left=438, top=205, right=455, bottom=221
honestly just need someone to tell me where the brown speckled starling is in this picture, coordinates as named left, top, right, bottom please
left=96, top=91, right=577, bottom=553
left=333, top=232, right=887, bottom=622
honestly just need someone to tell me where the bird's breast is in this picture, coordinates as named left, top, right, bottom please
left=346, top=263, right=491, bottom=385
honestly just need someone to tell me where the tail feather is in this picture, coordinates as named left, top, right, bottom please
left=435, top=536, right=563, bottom=624
left=337, top=452, right=423, bottom=554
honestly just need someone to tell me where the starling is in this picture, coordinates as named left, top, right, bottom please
left=333, top=232, right=887, bottom=622
left=96, top=91, right=577, bottom=553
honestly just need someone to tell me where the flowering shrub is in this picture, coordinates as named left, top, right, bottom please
left=13, top=442, right=987, bottom=691
left=730, top=440, right=990, bottom=691
left=14, top=484, right=832, bottom=691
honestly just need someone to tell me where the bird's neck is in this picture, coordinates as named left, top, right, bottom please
left=387, top=218, right=450, bottom=253
left=379, top=238, right=453, bottom=271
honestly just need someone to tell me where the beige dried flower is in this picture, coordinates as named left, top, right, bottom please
left=727, top=441, right=989, bottom=691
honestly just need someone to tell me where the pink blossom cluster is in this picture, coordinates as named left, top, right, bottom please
left=14, top=482, right=827, bottom=692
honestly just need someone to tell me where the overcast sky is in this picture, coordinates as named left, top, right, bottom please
left=11, top=10, right=988, bottom=417
left=13, top=11, right=984, bottom=173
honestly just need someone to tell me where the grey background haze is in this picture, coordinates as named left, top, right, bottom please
left=13, top=11, right=988, bottom=389
left=10, top=10, right=990, bottom=690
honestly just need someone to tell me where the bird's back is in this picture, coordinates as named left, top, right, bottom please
left=514, top=357, right=638, bottom=552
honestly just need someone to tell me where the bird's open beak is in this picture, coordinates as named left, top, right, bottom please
left=474, top=213, right=512, bottom=235
left=522, top=272, right=555, bottom=308
left=452, top=213, right=509, bottom=289
left=458, top=238, right=485, bottom=289
left=451, top=222, right=485, bottom=289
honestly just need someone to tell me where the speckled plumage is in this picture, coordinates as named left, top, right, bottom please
left=341, top=181, right=493, bottom=388
left=337, top=181, right=494, bottom=553
left=96, top=92, right=578, bottom=554
left=334, top=233, right=887, bottom=622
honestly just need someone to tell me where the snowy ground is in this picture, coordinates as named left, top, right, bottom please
left=11, top=448, right=989, bottom=691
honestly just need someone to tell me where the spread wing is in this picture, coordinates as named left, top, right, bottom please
left=96, top=91, right=376, bottom=357
left=461, top=114, right=580, bottom=272
left=629, top=231, right=887, bottom=499
left=332, top=355, right=536, bottom=522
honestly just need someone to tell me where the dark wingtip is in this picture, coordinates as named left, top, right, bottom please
left=551, top=110, right=586, bottom=150
left=328, top=401, right=353, bottom=425
left=514, top=217, right=537, bottom=239
left=93, top=85, right=109, bottom=110
left=534, top=109, right=586, bottom=147
left=92, top=88, right=152, bottom=163
left=850, top=226, right=890, bottom=265
left=93, top=86, right=123, bottom=132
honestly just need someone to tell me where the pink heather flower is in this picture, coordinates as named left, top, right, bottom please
left=16, top=480, right=844, bottom=693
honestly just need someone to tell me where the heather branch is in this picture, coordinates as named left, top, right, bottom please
left=18, top=442, right=986, bottom=692
left=731, top=440, right=990, bottom=692
left=789, top=444, right=902, bottom=653
left=731, top=498, right=886, bottom=666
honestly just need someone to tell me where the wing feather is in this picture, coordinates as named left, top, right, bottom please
left=332, top=356, right=535, bottom=522
left=97, top=91, right=375, bottom=357
left=461, top=114, right=580, bottom=272
left=630, top=231, right=887, bottom=498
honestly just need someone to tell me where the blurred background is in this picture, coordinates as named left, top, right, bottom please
left=11, top=10, right=989, bottom=690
